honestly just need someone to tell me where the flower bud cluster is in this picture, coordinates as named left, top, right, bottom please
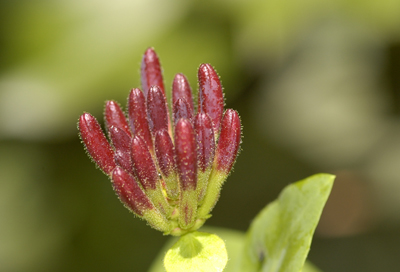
left=78, top=48, right=241, bottom=235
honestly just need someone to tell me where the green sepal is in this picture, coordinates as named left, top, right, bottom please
left=147, top=181, right=174, bottom=218
left=196, top=167, right=212, bottom=204
left=142, top=209, right=175, bottom=234
left=197, top=169, right=227, bottom=219
left=179, top=189, right=198, bottom=229
left=163, top=173, right=180, bottom=200
left=163, top=231, right=228, bottom=272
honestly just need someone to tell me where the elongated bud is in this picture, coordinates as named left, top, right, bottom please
left=172, top=73, right=194, bottom=112
left=154, top=129, right=179, bottom=200
left=175, top=119, right=197, bottom=191
left=197, top=109, right=241, bottom=219
left=147, top=85, right=169, bottom=134
left=173, top=98, right=193, bottom=125
left=141, top=47, right=164, bottom=96
left=112, top=166, right=153, bottom=216
left=104, top=101, right=131, bottom=136
left=131, top=135, right=172, bottom=216
left=198, top=64, right=224, bottom=134
left=109, top=126, right=132, bottom=172
left=195, top=113, right=216, bottom=172
left=79, top=113, right=116, bottom=175
left=194, top=113, right=215, bottom=203
left=214, top=109, right=241, bottom=173
left=112, top=167, right=172, bottom=233
left=128, top=88, right=153, bottom=153
left=131, top=135, right=159, bottom=190
left=175, top=118, right=198, bottom=228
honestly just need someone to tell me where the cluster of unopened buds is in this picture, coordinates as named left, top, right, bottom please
left=79, top=48, right=241, bottom=236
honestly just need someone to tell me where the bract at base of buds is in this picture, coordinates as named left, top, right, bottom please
left=78, top=48, right=241, bottom=236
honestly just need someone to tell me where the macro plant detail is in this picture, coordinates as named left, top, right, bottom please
left=78, top=48, right=241, bottom=236
left=78, top=48, right=333, bottom=272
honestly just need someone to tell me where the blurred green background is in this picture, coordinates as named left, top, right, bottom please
left=1, top=0, right=400, bottom=271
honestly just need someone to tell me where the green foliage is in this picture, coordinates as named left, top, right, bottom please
left=239, top=174, right=334, bottom=272
left=150, top=174, right=334, bottom=272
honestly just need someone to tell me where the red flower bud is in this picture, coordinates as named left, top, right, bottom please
left=198, top=64, right=224, bottom=134
left=141, top=47, right=164, bottom=97
left=131, top=135, right=158, bottom=191
left=154, top=129, right=179, bottom=199
left=173, top=98, right=193, bottom=125
left=147, top=85, right=169, bottom=134
left=175, top=119, right=197, bottom=191
left=104, top=101, right=131, bottom=136
left=79, top=113, right=116, bottom=175
left=131, top=135, right=172, bottom=216
left=194, top=112, right=216, bottom=203
left=112, top=167, right=172, bottom=233
left=109, top=126, right=132, bottom=172
left=194, top=113, right=215, bottom=172
left=154, top=129, right=176, bottom=179
left=172, top=73, right=194, bottom=112
left=112, top=166, right=153, bottom=216
left=175, top=118, right=198, bottom=229
left=128, top=88, right=153, bottom=153
left=215, top=109, right=241, bottom=173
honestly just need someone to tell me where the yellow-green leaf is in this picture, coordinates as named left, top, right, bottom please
left=239, top=174, right=334, bottom=272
